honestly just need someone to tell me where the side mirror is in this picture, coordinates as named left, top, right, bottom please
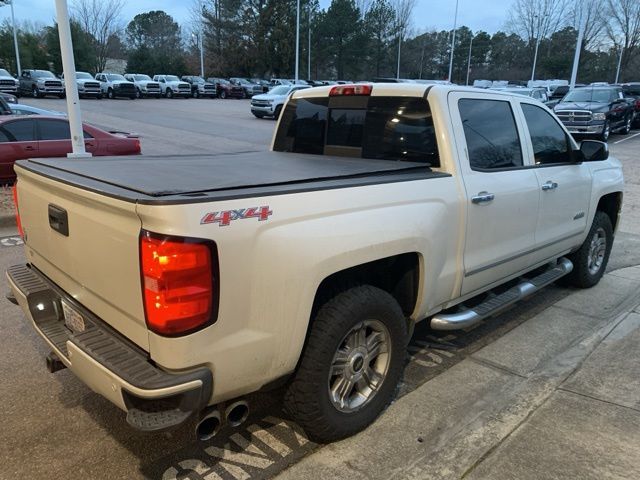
left=579, top=140, right=609, bottom=162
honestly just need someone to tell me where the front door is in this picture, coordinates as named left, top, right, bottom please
left=449, top=93, right=540, bottom=296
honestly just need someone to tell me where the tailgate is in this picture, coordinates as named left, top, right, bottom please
left=15, top=165, right=148, bottom=351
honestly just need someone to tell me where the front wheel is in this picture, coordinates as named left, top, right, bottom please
left=565, top=211, right=613, bottom=288
left=32, top=86, right=40, bottom=98
left=193, top=90, right=199, bottom=98
left=107, top=88, right=115, bottom=99
left=621, top=115, right=632, bottom=135
left=135, top=88, right=141, bottom=99
left=166, top=89, right=173, bottom=99
left=219, top=90, right=227, bottom=99
left=284, top=285, right=408, bottom=443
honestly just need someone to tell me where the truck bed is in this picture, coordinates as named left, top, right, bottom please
left=16, top=151, right=448, bottom=205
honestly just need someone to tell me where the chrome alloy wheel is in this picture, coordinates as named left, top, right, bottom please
left=587, top=227, right=607, bottom=275
left=328, top=319, right=391, bottom=413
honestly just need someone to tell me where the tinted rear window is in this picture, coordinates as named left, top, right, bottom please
left=274, top=96, right=439, bottom=166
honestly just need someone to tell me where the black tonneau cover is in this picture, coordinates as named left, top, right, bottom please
left=17, top=151, right=447, bottom=204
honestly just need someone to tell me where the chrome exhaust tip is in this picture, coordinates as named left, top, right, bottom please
left=225, top=400, right=249, bottom=428
left=196, top=408, right=222, bottom=441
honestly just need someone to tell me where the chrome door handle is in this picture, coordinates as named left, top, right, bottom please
left=542, top=181, right=558, bottom=191
left=471, top=191, right=495, bottom=204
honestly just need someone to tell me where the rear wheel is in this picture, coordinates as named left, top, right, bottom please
left=565, top=211, right=613, bottom=288
left=284, top=285, right=408, bottom=443
left=621, top=115, right=632, bottom=135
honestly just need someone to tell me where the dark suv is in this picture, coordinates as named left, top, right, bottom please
left=621, top=83, right=640, bottom=127
left=553, top=86, right=635, bottom=141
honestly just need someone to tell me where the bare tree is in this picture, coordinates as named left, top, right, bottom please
left=568, top=0, right=606, bottom=50
left=604, top=0, right=640, bottom=72
left=507, top=0, right=569, bottom=44
left=72, top=0, right=125, bottom=72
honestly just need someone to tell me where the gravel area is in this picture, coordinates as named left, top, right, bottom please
left=0, top=186, right=14, bottom=215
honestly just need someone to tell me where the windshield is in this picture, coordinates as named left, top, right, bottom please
left=0, top=69, right=11, bottom=77
left=76, top=72, right=93, bottom=79
left=134, top=74, right=151, bottom=81
left=34, top=71, right=56, bottom=79
left=269, top=86, right=291, bottom=95
left=106, top=74, right=126, bottom=81
left=563, top=88, right=612, bottom=103
left=165, top=75, right=180, bottom=82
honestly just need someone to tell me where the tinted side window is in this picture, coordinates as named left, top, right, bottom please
left=458, top=99, right=523, bottom=169
left=38, top=119, right=71, bottom=140
left=273, top=97, right=328, bottom=155
left=522, top=104, right=572, bottom=165
left=2, top=120, right=35, bottom=141
left=0, top=128, right=10, bottom=142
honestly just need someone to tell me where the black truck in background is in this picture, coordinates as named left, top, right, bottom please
left=553, top=86, right=636, bottom=141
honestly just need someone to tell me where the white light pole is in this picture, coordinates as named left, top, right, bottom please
left=199, top=0, right=204, bottom=78
left=396, top=25, right=402, bottom=79
left=9, top=0, right=21, bottom=76
left=614, top=45, right=623, bottom=84
left=569, top=3, right=585, bottom=89
left=448, top=0, right=459, bottom=82
left=295, top=0, right=300, bottom=83
left=466, top=35, right=473, bottom=86
left=531, top=15, right=541, bottom=82
left=55, top=0, right=90, bottom=158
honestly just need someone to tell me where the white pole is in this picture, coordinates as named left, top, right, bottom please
left=199, top=0, right=204, bottom=78
left=531, top=16, right=541, bottom=82
left=295, top=0, right=300, bottom=83
left=466, top=35, right=473, bottom=86
left=614, top=45, right=623, bottom=84
left=55, top=0, right=90, bottom=158
left=396, top=26, right=402, bottom=79
left=10, top=0, right=21, bottom=76
left=569, top=3, right=585, bottom=89
left=307, top=7, right=311, bottom=80
left=448, top=0, right=459, bottom=82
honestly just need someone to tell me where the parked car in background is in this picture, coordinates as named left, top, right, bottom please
left=95, top=73, right=136, bottom=100
left=490, top=86, right=549, bottom=103
left=270, top=78, right=292, bottom=86
left=0, top=115, right=141, bottom=182
left=229, top=78, right=262, bottom=98
left=0, top=92, right=17, bottom=104
left=19, top=70, right=65, bottom=98
left=61, top=71, right=102, bottom=99
left=0, top=68, right=19, bottom=96
left=124, top=74, right=162, bottom=98
left=250, top=84, right=310, bottom=118
left=9, top=104, right=66, bottom=116
left=554, top=86, right=635, bottom=141
left=153, top=75, right=191, bottom=98
left=621, top=82, right=640, bottom=127
left=181, top=76, right=217, bottom=98
left=207, top=78, right=245, bottom=99
left=251, top=78, right=271, bottom=93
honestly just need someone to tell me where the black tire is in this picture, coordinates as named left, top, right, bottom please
left=253, top=112, right=265, bottom=118
left=621, top=115, right=632, bottom=135
left=273, top=105, right=283, bottom=119
left=193, top=89, right=199, bottom=98
left=58, top=92, right=66, bottom=99
left=565, top=211, right=613, bottom=288
left=599, top=120, right=610, bottom=142
left=135, top=88, right=141, bottom=99
left=96, top=93, right=102, bottom=100
left=166, top=88, right=173, bottom=99
left=32, top=86, right=40, bottom=98
left=129, top=95, right=136, bottom=100
left=219, top=90, right=227, bottom=99
left=155, top=94, right=161, bottom=99
left=107, top=88, right=114, bottom=99
left=284, top=285, right=408, bottom=443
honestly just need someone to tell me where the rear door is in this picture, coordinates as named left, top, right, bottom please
left=449, top=92, right=540, bottom=296
left=0, top=119, right=38, bottom=178
left=518, top=101, right=592, bottom=260
left=36, top=118, right=96, bottom=156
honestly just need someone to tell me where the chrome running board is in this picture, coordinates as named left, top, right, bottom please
left=430, top=257, right=573, bottom=331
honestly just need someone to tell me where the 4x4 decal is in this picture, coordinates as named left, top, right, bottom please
left=201, top=206, right=273, bottom=227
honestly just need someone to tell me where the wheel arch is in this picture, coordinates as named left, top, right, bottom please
left=596, top=191, right=623, bottom=233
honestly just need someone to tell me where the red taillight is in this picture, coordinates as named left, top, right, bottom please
left=140, top=230, right=218, bottom=336
left=329, top=84, right=372, bottom=96
left=133, top=139, right=141, bottom=154
left=12, top=182, right=23, bottom=238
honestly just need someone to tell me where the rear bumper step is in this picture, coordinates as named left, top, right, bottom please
left=430, top=258, right=573, bottom=331
left=6, top=264, right=213, bottom=432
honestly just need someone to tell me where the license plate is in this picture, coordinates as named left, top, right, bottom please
left=61, top=301, right=85, bottom=333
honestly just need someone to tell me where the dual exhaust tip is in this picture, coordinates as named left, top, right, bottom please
left=196, top=400, right=249, bottom=441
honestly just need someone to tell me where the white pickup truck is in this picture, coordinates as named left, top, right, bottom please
left=7, top=84, right=624, bottom=443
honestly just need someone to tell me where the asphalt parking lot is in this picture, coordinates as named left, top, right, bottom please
left=1, top=97, right=640, bottom=480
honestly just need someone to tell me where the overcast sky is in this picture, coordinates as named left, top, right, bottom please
left=2, top=0, right=509, bottom=34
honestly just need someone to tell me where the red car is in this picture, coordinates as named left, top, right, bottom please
left=0, top=116, right=141, bottom=182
